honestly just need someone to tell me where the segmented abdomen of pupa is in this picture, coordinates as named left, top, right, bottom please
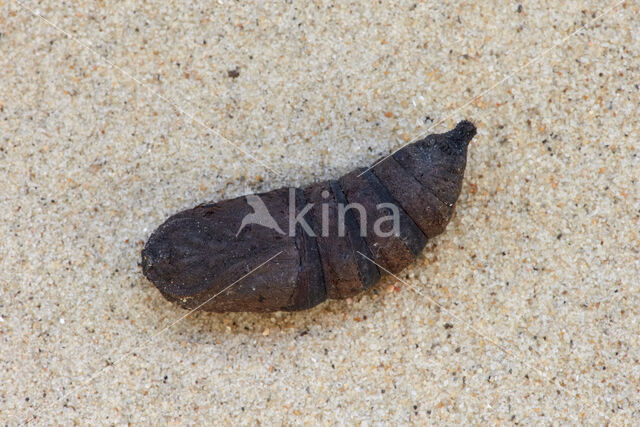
left=141, top=120, right=477, bottom=312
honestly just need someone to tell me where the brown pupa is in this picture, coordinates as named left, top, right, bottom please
left=141, top=120, right=476, bottom=312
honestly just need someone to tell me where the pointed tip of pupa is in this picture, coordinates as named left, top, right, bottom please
left=448, top=120, right=477, bottom=149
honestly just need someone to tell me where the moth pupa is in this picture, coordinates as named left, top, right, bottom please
left=141, top=121, right=477, bottom=312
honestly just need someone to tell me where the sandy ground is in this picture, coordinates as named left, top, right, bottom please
left=1, top=0, right=639, bottom=424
